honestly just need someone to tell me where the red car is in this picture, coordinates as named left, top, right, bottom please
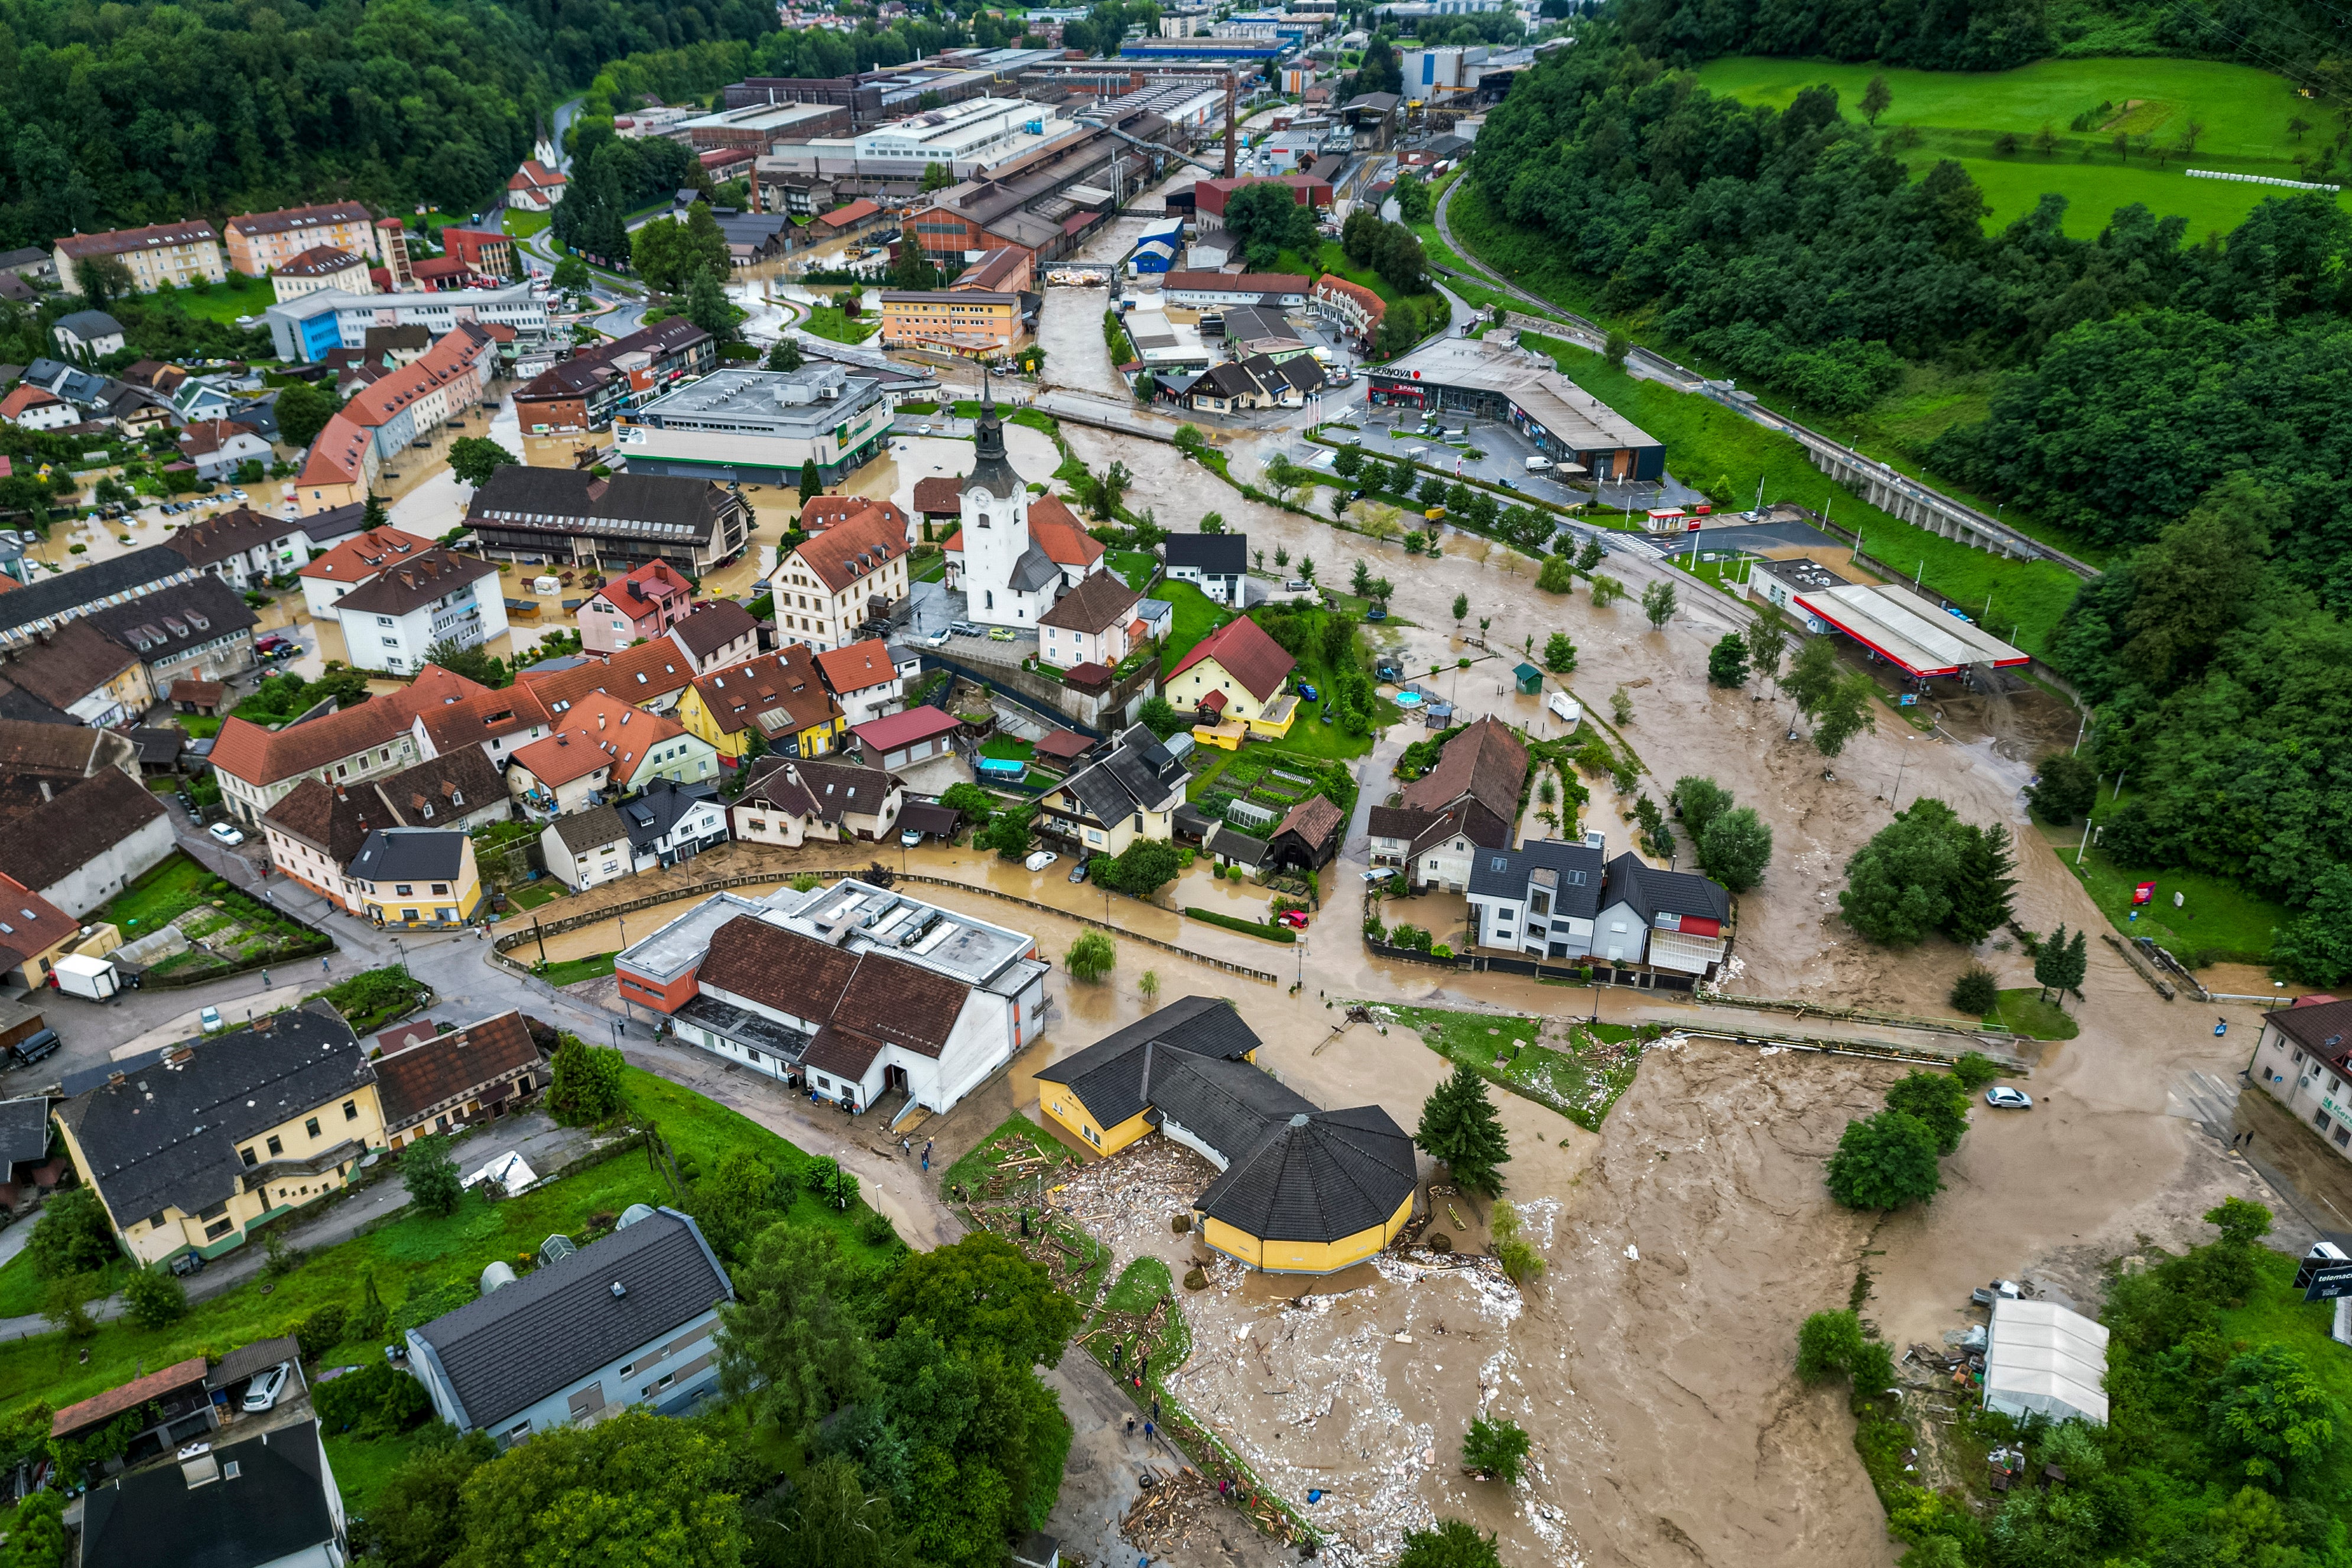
left=1276, top=910, right=1309, bottom=931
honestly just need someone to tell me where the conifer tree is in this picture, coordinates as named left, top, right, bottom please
left=1415, top=1064, right=1512, bottom=1197
left=1944, top=822, right=2019, bottom=945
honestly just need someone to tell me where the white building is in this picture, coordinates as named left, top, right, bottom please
left=939, top=389, right=1109, bottom=629
left=765, top=98, right=1074, bottom=181
left=2248, top=997, right=2352, bottom=1162
left=327, top=547, right=506, bottom=675
left=616, top=878, right=1050, bottom=1118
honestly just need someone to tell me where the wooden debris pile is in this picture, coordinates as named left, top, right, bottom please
left=1120, top=1464, right=1304, bottom=1554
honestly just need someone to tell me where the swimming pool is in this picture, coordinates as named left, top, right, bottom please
left=1395, top=691, right=1424, bottom=708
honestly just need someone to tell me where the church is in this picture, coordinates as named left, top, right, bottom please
left=939, top=385, right=1108, bottom=627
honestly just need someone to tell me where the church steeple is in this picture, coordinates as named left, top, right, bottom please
left=963, top=367, right=1017, bottom=499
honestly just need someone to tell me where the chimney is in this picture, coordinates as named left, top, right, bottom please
left=37, top=779, right=50, bottom=802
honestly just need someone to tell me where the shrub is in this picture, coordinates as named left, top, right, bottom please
left=1950, top=965, right=2000, bottom=1015
left=295, top=1303, right=349, bottom=1361
left=1951, top=1052, right=2003, bottom=1092
left=314, top=1359, right=433, bottom=1438
left=549, top=1035, right=627, bottom=1124
left=123, top=1268, right=189, bottom=1330
left=26, top=1188, right=119, bottom=1280
left=402, top=1134, right=464, bottom=1218
left=1461, top=1415, right=1531, bottom=1484
left=1824, top=1111, right=1943, bottom=1210
left=1183, top=1267, right=1208, bottom=1290
left=856, top=1207, right=898, bottom=1247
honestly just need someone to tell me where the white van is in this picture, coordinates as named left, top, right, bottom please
left=1524, top=456, right=1552, bottom=473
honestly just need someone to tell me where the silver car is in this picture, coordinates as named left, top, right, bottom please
left=1983, top=1086, right=2032, bottom=1110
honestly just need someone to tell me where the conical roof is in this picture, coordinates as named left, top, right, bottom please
left=1194, top=1104, right=1418, bottom=1244
left=962, top=369, right=1019, bottom=499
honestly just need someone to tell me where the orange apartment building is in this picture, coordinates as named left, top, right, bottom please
left=225, top=203, right=379, bottom=276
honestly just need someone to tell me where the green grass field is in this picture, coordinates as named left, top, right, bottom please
left=2031, top=816, right=2288, bottom=967
left=1518, top=331, right=2085, bottom=652
left=501, top=209, right=552, bottom=239
left=1386, top=1004, right=1645, bottom=1131
left=146, top=279, right=272, bottom=327
left=1986, top=987, right=2080, bottom=1041
left=1109, top=549, right=1157, bottom=591
left=801, top=305, right=881, bottom=345
left=531, top=951, right=615, bottom=986
left=1694, top=56, right=2352, bottom=237
left=1154, top=579, right=1231, bottom=673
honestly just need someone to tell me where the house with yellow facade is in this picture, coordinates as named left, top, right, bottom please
left=1037, top=723, right=1186, bottom=860
left=1034, top=997, right=1419, bottom=1274
left=345, top=828, right=483, bottom=928
left=1164, top=615, right=1297, bottom=739
left=51, top=1009, right=387, bottom=1270
left=676, top=646, right=845, bottom=765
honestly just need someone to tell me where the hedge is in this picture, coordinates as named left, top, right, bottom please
left=1182, top=907, right=1297, bottom=944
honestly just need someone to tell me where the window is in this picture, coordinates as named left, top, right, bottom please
left=265, top=1136, right=283, bottom=1157
left=206, top=1217, right=235, bottom=1240
left=432, top=883, right=450, bottom=896
left=240, top=1146, right=258, bottom=1167
left=304, top=1117, right=320, bottom=1139
left=396, top=884, right=414, bottom=896
left=345, top=1099, right=359, bottom=1121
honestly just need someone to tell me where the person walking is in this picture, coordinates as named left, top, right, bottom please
left=1125, top=1413, right=1135, bottom=1438
left=1143, top=1420, right=1155, bottom=1446
left=1113, top=1342, right=1124, bottom=1372
left=1150, top=1397, right=1159, bottom=1424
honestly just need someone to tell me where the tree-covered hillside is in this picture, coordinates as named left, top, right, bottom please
left=0, top=0, right=775, bottom=246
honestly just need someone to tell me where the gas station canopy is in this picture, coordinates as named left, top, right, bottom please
left=1795, top=583, right=2030, bottom=679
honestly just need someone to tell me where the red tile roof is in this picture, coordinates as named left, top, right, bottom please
left=372, top=1010, right=540, bottom=1128
left=51, top=1357, right=209, bottom=1439
left=785, top=507, right=906, bottom=596
left=1169, top=616, right=1295, bottom=702
left=814, top=638, right=898, bottom=696
left=688, top=647, right=838, bottom=740
left=851, top=707, right=961, bottom=752
left=816, top=199, right=881, bottom=230
left=518, top=639, right=697, bottom=714
left=210, top=666, right=483, bottom=787
left=912, top=476, right=963, bottom=516
left=298, top=526, right=436, bottom=584
left=508, top=690, right=686, bottom=788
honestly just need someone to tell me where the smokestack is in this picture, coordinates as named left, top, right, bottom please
left=1223, top=73, right=1236, bottom=180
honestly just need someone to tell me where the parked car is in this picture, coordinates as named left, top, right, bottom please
left=1984, top=1086, right=2033, bottom=1110
left=987, top=627, right=1016, bottom=642
left=1296, top=682, right=1320, bottom=702
left=950, top=620, right=983, bottom=638
left=207, top=822, right=245, bottom=846
left=1068, top=859, right=1090, bottom=884
left=242, top=1362, right=292, bottom=1412
left=1276, top=910, right=1310, bottom=930
left=899, top=828, right=924, bottom=847
left=924, top=627, right=951, bottom=648
left=199, top=1006, right=224, bottom=1033
left=170, top=1250, right=206, bottom=1278
left=1284, top=579, right=1314, bottom=593
left=1024, top=850, right=1058, bottom=873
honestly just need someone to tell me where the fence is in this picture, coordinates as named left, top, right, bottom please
left=2188, top=168, right=2341, bottom=192
left=1362, top=937, right=1697, bottom=990
left=492, top=866, right=1281, bottom=986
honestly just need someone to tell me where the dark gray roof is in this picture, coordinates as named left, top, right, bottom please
left=409, top=1208, right=731, bottom=1430
left=469, top=465, right=736, bottom=544
left=550, top=803, right=629, bottom=854
left=53, top=1009, right=371, bottom=1222
left=619, top=779, right=721, bottom=850
left=0, top=1096, right=50, bottom=1167
left=1194, top=1104, right=1418, bottom=1245
left=1467, top=838, right=1603, bottom=916
left=80, top=1419, right=338, bottom=1568
left=349, top=828, right=469, bottom=884
left=1010, top=542, right=1063, bottom=594
left=1060, top=724, right=1184, bottom=826
left=208, top=1335, right=300, bottom=1392
left=0, top=544, right=193, bottom=641
left=1146, top=1050, right=1315, bottom=1160
left=1034, top=996, right=1261, bottom=1130
left=1165, top=532, right=1247, bottom=575
left=1601, top=851, right=1730, bottom=923
left=294, top=500, right=371, bottom=547
left=1205, top=822, right=1268, bottom=868
left=85, top=574, right=259, bottom=665
left=54, top=310, right=124, bottom=339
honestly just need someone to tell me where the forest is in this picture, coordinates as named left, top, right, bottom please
left=0, top=0, right=775, bottom=246
left=1470, top=36, right=2352, bottom=957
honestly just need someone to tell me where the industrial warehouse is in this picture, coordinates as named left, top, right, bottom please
left=1369, top=336, right=1666, bottom=485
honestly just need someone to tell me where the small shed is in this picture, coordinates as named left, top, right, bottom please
left=897, top=799, right=964, bottom=842
left=1984, top=1297, right=2109, bottom=1426
left=1512, top=662, right=1544, bottom=695
left=1035, top=729, right=1098, bottom=769
left=1205, top=822, right=1269, bottom=873
left=170, top=678, right=228, bottom=716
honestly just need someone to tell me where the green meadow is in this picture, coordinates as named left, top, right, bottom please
left=1694, top=55, right=2351, bottom=237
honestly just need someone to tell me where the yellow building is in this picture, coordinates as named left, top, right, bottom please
left=54, top=221, right=227, bottom=296
left=51, top=1010, right=388, bottom=1268
left=346, top=828, right=483, bottom=928
left=677, top=646, right=845, bottom=764
left=1034, top=997, right=1419, bottom=1274
left=878, top=289, right=1024, bottom=358
left=1165, top=615, right=1298, bottom=730
left=0, top=876, right=112, bottom=990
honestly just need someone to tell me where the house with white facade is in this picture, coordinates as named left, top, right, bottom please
left=619, top=779, right=731, bottom=870
left=165, top=506, right=314, bottom=591
left=2246, top=996, right=2352, bottom=1162
left=1463, top=838, right=1605, bottom=958
left=727, top=756, right=904, bottom=848
left=1164, top=532, right=1247, bottom=605
left=540, top=805, right=635, bottom=892
left=1590, top=851, right=1731, bottom=977
left=327, top=548, right=505, bottom=675
left=613, top=878, right=1050, bottom=1118
left=1037, top=571, right=1141, bottom=672
left=407, top=1206, right=732, bottom=1442
left=813, top=639, right=910, bottom=728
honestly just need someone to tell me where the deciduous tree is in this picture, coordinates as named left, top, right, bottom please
left=1824, top=1111, right=1944, bottom=1209
left=883, top=1232, right=1080, bottom=1371
left=401, top=1133, right=464, bottom=1217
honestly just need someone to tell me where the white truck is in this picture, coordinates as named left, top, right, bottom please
left=51, top=953, right=119, bottom=1001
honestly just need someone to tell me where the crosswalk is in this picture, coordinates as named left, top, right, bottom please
left=2166, top=1069, right=2240, bottom=1134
